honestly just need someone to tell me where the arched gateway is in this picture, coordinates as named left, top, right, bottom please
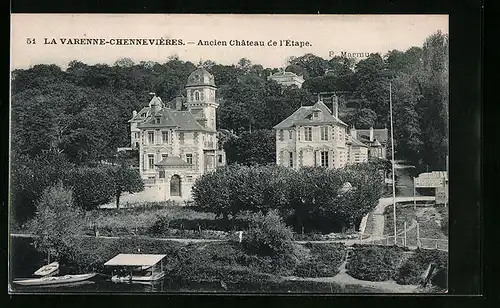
left=170, top=174, right=181, bottom=197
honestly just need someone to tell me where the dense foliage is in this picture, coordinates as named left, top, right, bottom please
left=346, top=245, right=407, bottom=281
left=294, top=242, right=347, bottom=277
left=11, top=150, right=144, bottom=223
left=243, top=210, right=295, bottom=257
left=224, top=129, right=276, bottom=166
left=192, top=163, right=383, bottom=233
left=395, top=249, right=448, bottom=287
left=12, top=31, right=448, bottom=172
left=27, top=182, right=85, bottom=260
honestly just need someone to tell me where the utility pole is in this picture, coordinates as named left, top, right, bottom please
left=413, top=177, right=417, bottom=211
left=390, top=80, right=397, bottom=245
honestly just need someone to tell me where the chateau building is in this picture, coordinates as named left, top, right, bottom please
left=274, top=94, right=388, bottom=169
left=128, top=67, right=226, bottom=200
left=273, top=96, right=351, bottom=169
left=267, top=70, right=305, bottom=88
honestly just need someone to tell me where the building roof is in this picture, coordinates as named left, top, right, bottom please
left=186, top=67, right=216, bottom=88
left=136, top=108, right=215, bottom=132
left=104, top=254, right=167, bottom=267
left=356, top=128, right=389, bottom=144
left=128, top=107, right=151, bottom=122
left=372, top=139, right=382, bottom=147
left=347, top=135, right=369, bottom=147
left=155, top=156, right=191, bottom=167
left=269, top=71, right=303, bottom=79
left=273, top=100, right=347, bottom=129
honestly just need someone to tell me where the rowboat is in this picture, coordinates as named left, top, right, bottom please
left=13, top=273, right=97, bottom=286
left=34, top=262, right=59, bottom=277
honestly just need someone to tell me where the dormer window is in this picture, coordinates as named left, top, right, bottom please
left=156, top=118, right=161, bottom=124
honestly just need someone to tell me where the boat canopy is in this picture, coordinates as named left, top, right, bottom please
left=104, top=254, right=167, bottom=267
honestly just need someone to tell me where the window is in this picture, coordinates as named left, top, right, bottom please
left=148, top=131, right=154, bottom=144
left=148, top=154, right=155, bottom=169
left=312, top=111, right=320, bottom=119
left=289, top=130, right=293, bottom=139
left=156, top=118, right=161, bottom=124
left=289, top=152, right=294, bottom=168
left=195, top=91, right=200, bottom=101
left=186, top=153, right=193, bottom=164
left=162, top=131, right=169, bottom=144
left=159, top=170, right=165, bottom=178
left=179, top=132, right=185, bottom=144
left=321, top=151, right=329, bottom=167
left=279, top=130, right=284, bottom=141
left=304, top=127, right=312, bottom=141
left=218, top=155, right=223, bottom=163
left=320, top=126, right=329, bottom=141
left=134, top=132, right=140, bottom=139
left=187, top=176, right=193, bottom=182
left=162, top=153, right=168, bottom=160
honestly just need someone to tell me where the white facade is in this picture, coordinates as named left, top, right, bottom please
left=128, top=67, right=225, bottom=201
left=274, top=100, right=349, bottom=169
left=267, top=71, right=305, bottom=88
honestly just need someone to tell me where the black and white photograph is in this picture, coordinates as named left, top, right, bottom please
left=9, top=14, right=449, bottom=294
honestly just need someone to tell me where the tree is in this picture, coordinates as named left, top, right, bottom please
left=224, top=130, right=276, bottom=166
left=417, top=31, right=449, bottom=169
left=352, top=53, right=390, bottom=126
left=10, top=150, right=74, bottom=225
left=111, top=164, right=145, bottom=208
left=27, top=182, right=84, bottom=260
left=65, top=166, right=115, bottom=210
left=114, top=57, right=135, bottom=68
left=192, top=165, right=233, bottom=220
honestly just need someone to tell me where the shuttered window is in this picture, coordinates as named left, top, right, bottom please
left=320, top=126, right=329, bottom=141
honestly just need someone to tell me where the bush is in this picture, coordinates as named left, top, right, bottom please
left=294, top=243, right=347, bottom=277
left=242, top=210, right=295, bottom=257
left=396, top=249, right=448, bottom=286
left=346, top=245, right=405, bottom=281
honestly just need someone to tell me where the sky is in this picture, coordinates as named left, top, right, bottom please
left=11, top=14, right=448, bottom=70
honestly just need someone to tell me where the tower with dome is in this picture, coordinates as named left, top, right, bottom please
left=128, top=67, right=226, bottom=201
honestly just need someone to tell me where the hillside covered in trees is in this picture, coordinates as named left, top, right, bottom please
left=11, top=31, right=448, bottom=171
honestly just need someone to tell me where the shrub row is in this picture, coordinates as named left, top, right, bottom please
left=346, top=245, right=408, bottom=281
left=345, top=244, right=447, bottom=290
left=192, top=163, right=384, bottom=233
left=294, top=243, right=347, bottom=278
left=395, top=249, right=448, bottom=287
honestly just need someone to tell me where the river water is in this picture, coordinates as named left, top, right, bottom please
left=9, top=237, right=360, bottom=294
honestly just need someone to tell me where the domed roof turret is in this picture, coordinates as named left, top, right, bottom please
left=186, top=67, right=216, bottom=87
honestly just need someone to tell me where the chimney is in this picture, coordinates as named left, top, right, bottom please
left=132, top=110, right=137, bottom=117
left=175, top=97, right=183, bottom=110
left=332, top=94, right=338, bottom=118
left=370, top=127, right=374, bottom=141
left=350, top=126, right=357, bottom=139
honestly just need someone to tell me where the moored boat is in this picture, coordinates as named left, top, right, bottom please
left=13, top=273, right=97, bottom=286
left=34, top=262, right=60, bottom=277
left=104, top=254, right=166, bottom=282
